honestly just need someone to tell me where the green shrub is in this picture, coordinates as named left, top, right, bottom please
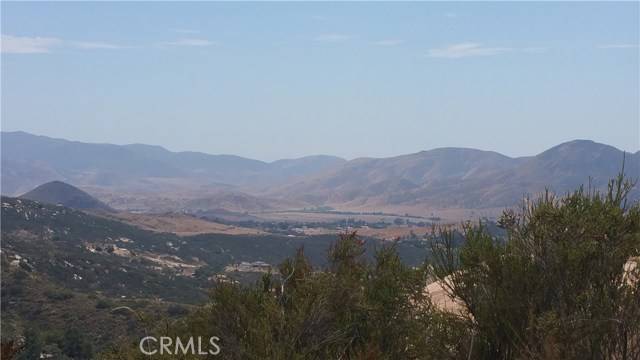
left=166, top=304, right=188, bottom=317
left=44, top=290, right=74, bottom=301
left=431, top=173, right=640, bottom=359
left=95, top=299, right=113, bottom=309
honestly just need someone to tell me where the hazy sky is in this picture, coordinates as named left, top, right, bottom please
left=2, top=2, right=638, bottom=161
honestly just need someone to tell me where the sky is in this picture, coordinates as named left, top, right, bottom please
left=1, top=2, right=639, bottom=161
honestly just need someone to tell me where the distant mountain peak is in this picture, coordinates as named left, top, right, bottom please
left=544, top=139, right=621, bottom=152
left=20, top=181, right=112, bottom=211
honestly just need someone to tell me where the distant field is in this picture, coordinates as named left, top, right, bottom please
left=250, top=207, right=504, bottom=223
left=96, top=211, right=266, bottom=236
left=250, top=210, right=427, bottom=223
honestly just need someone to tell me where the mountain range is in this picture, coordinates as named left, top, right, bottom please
left=275, top=140, right=640, bottom=210
left=1, top=131, right=345, bottom=194
left=2, top=131, right=638, bottom=214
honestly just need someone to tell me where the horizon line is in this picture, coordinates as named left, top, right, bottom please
left=1, top=129, right=638, bottom=163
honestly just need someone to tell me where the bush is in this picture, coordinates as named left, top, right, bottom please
left=166, top=304, right=188, bottom=317
left=95, top=299, right=112, bottom=309
left=44, top=290, right=74, bottom=301
left=431, top=173, right=640, bottom=359
left=61, top=328, right=93, bottom=360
